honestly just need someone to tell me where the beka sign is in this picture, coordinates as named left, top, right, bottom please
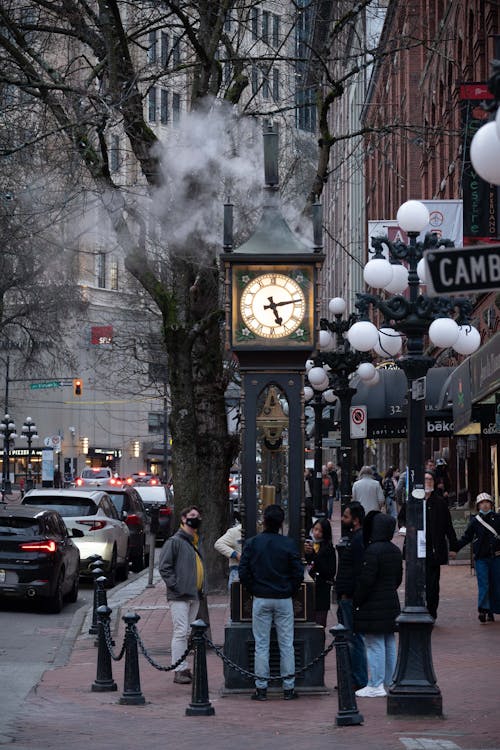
left=424, top=244, right=500, bottom=296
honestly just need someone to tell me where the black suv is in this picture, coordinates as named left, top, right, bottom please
left=105, top=487, right=150, bottom=572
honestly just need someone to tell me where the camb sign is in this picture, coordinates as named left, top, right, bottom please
left=424, top=244, right=500, bottom=296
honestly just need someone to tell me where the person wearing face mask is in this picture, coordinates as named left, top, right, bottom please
left=450, top=493, right=500, bottom=623
left=159, top=506, right=206, bottom=684
left=304, top=518, right=336, bottom=627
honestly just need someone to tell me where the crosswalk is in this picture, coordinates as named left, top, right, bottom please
left=399, top=739, right=500, bottom=750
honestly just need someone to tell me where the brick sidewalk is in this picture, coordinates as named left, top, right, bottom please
left=5, top=560, right=500, bottom=750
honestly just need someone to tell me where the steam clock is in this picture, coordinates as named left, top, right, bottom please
left=220, top=126, right=325, bottom=691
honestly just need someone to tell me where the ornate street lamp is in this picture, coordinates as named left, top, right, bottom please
left=0, top=414, right=17, bottom=495
left=304, top=369, right=337, bottom=516
left=21, top=417, right=38, bottom=490
left=350, top=199, right=480, bottom=716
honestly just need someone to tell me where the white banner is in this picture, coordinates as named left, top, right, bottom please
left=368, top=199, right=463, bottom=251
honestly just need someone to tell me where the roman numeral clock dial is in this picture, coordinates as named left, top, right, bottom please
left=240, top=273, right=306, bottom=339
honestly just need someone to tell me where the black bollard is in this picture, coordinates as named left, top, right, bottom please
left=88, top=558, right=104, bottom=635
left=94, top=576, right=114, bottom=647
left=119, top=612, right=146, bottom=705
left=330, top=624, right=363, bottom=726
left=92, top=605, right=117, bottom=693
left=185, top=619, right=215, bottom=716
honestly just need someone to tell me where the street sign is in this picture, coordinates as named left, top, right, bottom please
left=424, top=244, right=500, bottom=296
left=30, top=380, right=61, bottom=390
left=350, top=405, right=367, bottom=438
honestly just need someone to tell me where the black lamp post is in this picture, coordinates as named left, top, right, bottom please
left=21, top=417, right=38, bottom=491
left=0, top=414, right=17, bottom=495
left=304, top=381, right=337, bottom=516
left=350, top=199, right=480, bottom=716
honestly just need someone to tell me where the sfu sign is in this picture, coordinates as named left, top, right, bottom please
left=424, top=244, right=500, bottom=296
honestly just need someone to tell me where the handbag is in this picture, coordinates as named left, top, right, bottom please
left=475, top=514, right=500, bottom=556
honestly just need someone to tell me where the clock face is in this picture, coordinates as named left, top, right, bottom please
left=239, top=273, right=306, bottom=339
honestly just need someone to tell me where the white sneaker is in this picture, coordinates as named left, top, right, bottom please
left=355, top=685, right=387, bottom=698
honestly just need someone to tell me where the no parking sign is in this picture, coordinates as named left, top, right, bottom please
left=350, top=405, right=367, bottom=438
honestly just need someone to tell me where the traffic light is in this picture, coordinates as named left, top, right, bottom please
left=73, top=378, right=83, bottom=397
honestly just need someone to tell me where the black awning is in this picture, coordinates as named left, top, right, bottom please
left=351, top=366, right=454, bottom=421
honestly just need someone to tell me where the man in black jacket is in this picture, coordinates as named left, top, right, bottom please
left=239, top=504, right=304, bottom=701
left=335, top=502, right=367, bottom=689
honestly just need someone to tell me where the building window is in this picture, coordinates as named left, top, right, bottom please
left=224, top=62, right=231, bottom=85
left=96, top=252, right=106, bottom=288
left=110, top=258, right=118, bottom=291
left=172, top=92, right=180, bottom=124
left=272, top=68, right=280, bottom=101
left=296, top=87, right=316, bottom=132
left=251, top=7, right=259, bottom=40
left=172, top=36, right=180, bottom=66
left=147, top=30, right=157, bottom=63
left=110, top=135, right=120, bottom=172
left=262, top=68, right=270, bottom=99
left=148, top=87, right=157, bottom=122
left=251, top=66, right=259, bottom=95
left=161, top=32, right=169, bottom=67
left=160, top=89, right=168, bottom=124
left=272, top=14, right=280, bottom=47
left=224, top=12, right=231, bottom=32
left=148, top=412, right=165, bottom=433
left=262, top=11, right=270, bottom=44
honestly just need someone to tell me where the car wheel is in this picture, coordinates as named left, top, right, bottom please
left=66, top=571, right=79, bottom=603
left=45, top=570, right=64, bottom=614
left=106, top=548, right=117, bottom=588
left=131, top=543, right=146, bottom=573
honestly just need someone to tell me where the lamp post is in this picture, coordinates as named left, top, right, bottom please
left=21, top=417, right=38, bottom=490
left=0, top=414, right=17, bottom=495
left=350, top=199, right=480, bottom=716
left=304, top=376, right=337, bottom=516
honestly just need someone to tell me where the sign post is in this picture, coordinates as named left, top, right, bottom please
left=424, top=244, right=500, bottom=296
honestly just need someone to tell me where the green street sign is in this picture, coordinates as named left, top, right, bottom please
left=29, top=381, right=62, bottom=390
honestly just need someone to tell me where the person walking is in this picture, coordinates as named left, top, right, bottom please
left=238, top=504, right=304, bottom=701
left=382, top=467, right=398, bottom=519
left=398, top=469, right=458, bottom=619
left=352, top=465, right=385, bottom=515
left=214, top=511, right=242, bottom=591
left=451, top=492, right=500, bottom=623
left=304, top=517, right=336, bottom=627
left=158, top=505, right=206, bottom=685
left=335, top=502, right=368, bottom=690
left=354, top=511, right=403, bottom=698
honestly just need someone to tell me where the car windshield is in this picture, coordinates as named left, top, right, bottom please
left=108, top=494, right=125, bottom=512
left=23, top=497, right=97, bottom=517
left=0, top=517, right=40, bottom=534
left=81, top=468, right=110, bottom=478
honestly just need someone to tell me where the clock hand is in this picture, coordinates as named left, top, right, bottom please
left=263, top=296, right=282, bottom=325
left=272, top=298, right=303, bottom=308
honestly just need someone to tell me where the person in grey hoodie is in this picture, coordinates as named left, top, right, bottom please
left=159, top=505, right=206, bottom=685
left=353, top=511, right=402, bottom=698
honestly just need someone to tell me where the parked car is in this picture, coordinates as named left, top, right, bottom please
left=0, top=506, right=82, bottom=613
left=104, top=486, right=150, bottom=572
left=134, top=484, right=174, bottom=543
left=129, top=472, right=161, bottom=486
left=75, top=467, right=114, bottom=488
left=22, top=489, right=130, bottom=586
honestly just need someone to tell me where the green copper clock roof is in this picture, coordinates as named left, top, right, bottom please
left=233, top=204, right=314, bottom=255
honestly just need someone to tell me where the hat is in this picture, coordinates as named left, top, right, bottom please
left=476, top=492, right=493, bottom=507
left=436, top=458, right=447, bottom=466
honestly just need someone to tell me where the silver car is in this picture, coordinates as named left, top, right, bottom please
left=22, top=488, right=130, bottom=585
left=75, top=467, right=114, bottom=488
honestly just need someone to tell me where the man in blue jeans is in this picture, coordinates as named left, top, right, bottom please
left=239, top=504, right=304, bottom=701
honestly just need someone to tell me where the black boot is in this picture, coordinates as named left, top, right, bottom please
left=251, top=688, right=268, bottom=701
left=283, top=688, right=299, bottom=700
left=487, top=611, right=495, bottom=622
left=478, top=609, right=487, bottom=623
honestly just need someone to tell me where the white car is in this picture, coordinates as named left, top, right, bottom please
left=22, top=488, right=130, bottom=585
left=75, top=467, right=114, bottom=487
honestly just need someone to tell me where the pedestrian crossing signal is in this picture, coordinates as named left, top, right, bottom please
left=73, top=378, right=83, bottom=397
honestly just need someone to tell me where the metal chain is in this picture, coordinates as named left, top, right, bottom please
left=102, top=620, right=126, bottom=661
left=204, top=634, right=336, bottom=683
left=133, top=625, right=192, bottom=672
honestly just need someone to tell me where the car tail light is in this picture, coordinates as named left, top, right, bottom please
left=125, top=477, right=134, bottom=485
left=20, top=540, right=57, bottom=553
left=149, top=478, right=158, bottom=485
left=77, top=520, right=107, bottom=531
left=159, top=507, right=172, bottom=517
left=76, top=478, right=84, bottom=486
left=125, top=514, right=142, bottom=527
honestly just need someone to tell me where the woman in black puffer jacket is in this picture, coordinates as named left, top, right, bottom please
left=353, top=511, right=402, bottom=698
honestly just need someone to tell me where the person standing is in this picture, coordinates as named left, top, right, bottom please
left=399, top=470, right=458, bottom=619
left=352, top=465, right=385, bottom=515
left=321, top=465, right=332, bottom=515
left=451, top=492, right=500, bottom=622
left=326, top=461, right=339, bottom=519
left=354, top=511, right=403, bottom=698
left=382, top=467, right=398, bottom=519
left=214, top=511, right=242, bottom=591
left=158, top=505, right=206, bottom=685
left=304, top=517, right=336, bottom=626
left=335, top=502, right=368, bottom=690
left=239, top=504, right=304, bottom=701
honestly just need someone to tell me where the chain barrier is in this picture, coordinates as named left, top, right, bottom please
left=133, top=625, right=192, bottom=672
left=204, top=634, right=336, bottom=683
left=103, top=619, right=126, bottom=662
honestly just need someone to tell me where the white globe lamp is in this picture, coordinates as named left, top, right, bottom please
left=396, top=200, right=430, bottom=233
left=357, top=362, right=376, bottom=381
left=428, top=317, right=460, bottom=348
left=453, top=325, right=481, bottom=355
left=470, top=121, right=500, bottom=186
left=347, top=320, right=379, bottom=352
left=384, top=264, right=409, bottom=293
left=417, top=257, right=428, bottom=284
left=305, top=359, right=315, bottom=371
left=366, top=369, right=380, bottom=386
left=303, top=386, right=314, bottom=402
left=308, top=366, right=329, bottom=388
left=374, top=327, right=403, bottom=357
left=318, top=329, right=334, bottom=351
left=329, top=297, right=346, bottom=316
left=323, top=389, right=337, bottom=404
left=364, top=258, right=394, bottom=288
